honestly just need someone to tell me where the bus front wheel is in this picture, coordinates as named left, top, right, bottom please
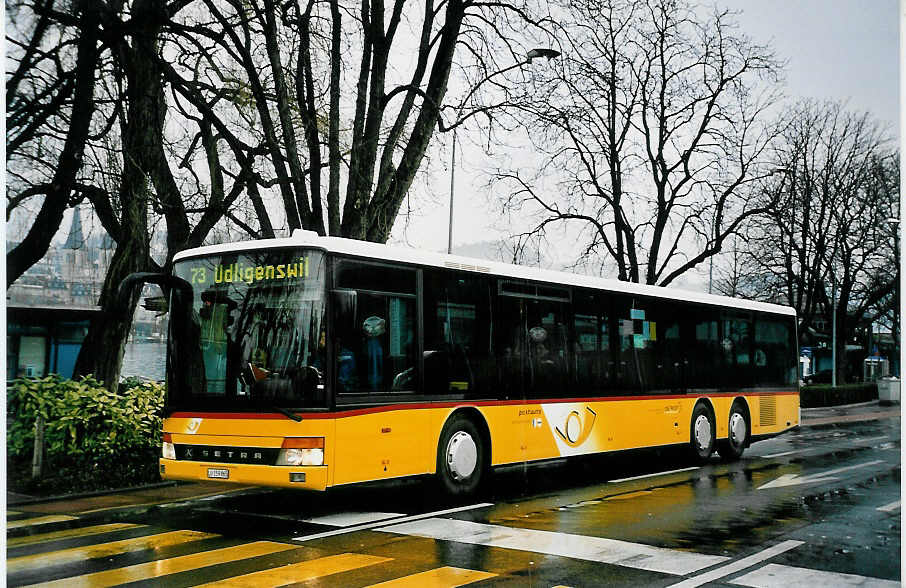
left=689, top=403, right=715, bottom=463
left=436, top=415, right=485, bottom=496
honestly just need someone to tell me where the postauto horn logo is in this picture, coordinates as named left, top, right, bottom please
left=555, top=407, right=597, bottom=447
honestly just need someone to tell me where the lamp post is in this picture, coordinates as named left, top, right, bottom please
left=447, top=48, right=561, bottom=255
left=831, top=273, right=837, bottom=388
left=886, top=217, right=900, bottom=377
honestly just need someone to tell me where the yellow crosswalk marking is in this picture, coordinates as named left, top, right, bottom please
left=367, top=566, right=497, bottom=587
left=8, top=523, right=144, bottom=548
left=22, top=541, right=299, bottom=588
left=7, top=530, right=218, bottom=574
left=7, top=515, right=77, bottom=529
left=195, top=553, right=392, bottom=587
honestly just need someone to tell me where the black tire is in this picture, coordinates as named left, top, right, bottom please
left=717, top=401, right=749, bottom=461
left=436, top=414, right=486, bottom=496
left=689, top=402, right=715, bottom=463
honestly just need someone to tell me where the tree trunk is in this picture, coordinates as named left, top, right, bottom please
left=31, top=416, right=44, bottom=479
left=72, top=0, right=165, bottom=391
left=72, top=233, right=148, bottom=391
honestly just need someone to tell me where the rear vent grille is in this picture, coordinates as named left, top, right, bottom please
left=759, top=396, right=777, bottom=426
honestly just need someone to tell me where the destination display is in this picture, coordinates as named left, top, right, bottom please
left=185, top=256, right=312, bottom=286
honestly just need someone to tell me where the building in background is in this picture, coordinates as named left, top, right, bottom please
left=6, top=207, right=167, bottom=379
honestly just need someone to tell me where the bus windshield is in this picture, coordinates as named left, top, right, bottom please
left=168, top=248, right=327, bottom=412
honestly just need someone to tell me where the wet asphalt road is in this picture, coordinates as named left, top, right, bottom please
left=7, top=414, right=900, bottom=587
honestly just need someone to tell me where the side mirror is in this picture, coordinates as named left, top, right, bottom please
left=331, top=289, right=357, bottom=336
left=118, top=272, right=192, bottom=312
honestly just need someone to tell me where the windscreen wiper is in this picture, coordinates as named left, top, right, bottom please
left=242, top=363, right=303, bottom=422
left=270, top=404, right=302, bottom=422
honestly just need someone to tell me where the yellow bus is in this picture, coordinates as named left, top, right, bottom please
left=134, top=230, right=799, bottom=496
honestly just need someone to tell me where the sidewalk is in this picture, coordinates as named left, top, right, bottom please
left=8, top=481, right=257, bottom=517
left=801, top=399, right=900, bottom=427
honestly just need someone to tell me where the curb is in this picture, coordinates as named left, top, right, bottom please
left=8, top=481, right=179, bottom=507
left=59, top=485, right=266, bottom=521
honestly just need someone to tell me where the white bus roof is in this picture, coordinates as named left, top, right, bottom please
left=173, top=230, right=795, bottom=317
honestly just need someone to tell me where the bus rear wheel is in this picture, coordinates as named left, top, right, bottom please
left=436, top=414, right=485, bottom=496
left=689, top=403, right=715, bottom=463
left=717, top=402, right=748, bottom=461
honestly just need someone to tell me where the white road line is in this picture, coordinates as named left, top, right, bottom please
left=608, top=466, right=700, bottom=484
left=664, top=540, right=803, bottom=588
left=757, top=460, right=885, bottom=490
left=858, top=435, right=892, bottom=444
left=731, top=563, right=900, bottom=587
left=876, top=500, right=901, bottom=512
left=301, top=512, right=405, bottom=527
left=6, top=515, right=77, bottom=529
left=760, top=435, right=893, bottom=460
left=760, top=450, right=801, bottom=459
left=377, top=518, right=728, bottom=576
left=291, top=503, right=492, bottom=542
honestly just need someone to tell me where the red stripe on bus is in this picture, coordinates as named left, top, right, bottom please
left=169, top=390, right=798, bottom=420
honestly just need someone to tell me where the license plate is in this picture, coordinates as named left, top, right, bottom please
left=207, top=468, right=229, bottom=479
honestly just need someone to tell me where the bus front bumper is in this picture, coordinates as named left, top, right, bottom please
left=159, top=459, right=328, bottom=491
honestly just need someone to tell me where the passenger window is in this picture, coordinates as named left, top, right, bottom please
left=334, top=260, right=416, bottom=293
left=721, top=313, right=753, bottom=389
left=651, top=303, right=685, bottom=393
left=754, top=318, right=796, bottom=386
left=613, top=297, right=686, bottom=394
left=332, top=261, right=417, bottom=394
left=524, top=299, right=569, bottom=398
left=423, top=271, right=495, bottom=397
left=691, top=314, right=719, bottom=389
left=614, top=297, right=657, bottom=393
left=572, top=290, right=612, bottom=395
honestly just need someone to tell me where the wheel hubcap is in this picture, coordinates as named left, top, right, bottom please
left=694, top=414, right=712, bottom=451
left=729, top=412, right=746, bottom=446
left=446, top=431, right=478, bottom=481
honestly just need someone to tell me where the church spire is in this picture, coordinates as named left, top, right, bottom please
left=62, top=207, right=84, bottom=250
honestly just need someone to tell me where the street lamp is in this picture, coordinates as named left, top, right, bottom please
left=447, top=47, right=561, bottom=255
left=526, top=48, right=561, bottom=63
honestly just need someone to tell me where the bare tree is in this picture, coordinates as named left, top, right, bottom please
left=71, top=0, right=275, bottom=389
left=6, top=0, right=105, bottom=286
left=725, top=101, right=898, bottom=379
left=8, top=0, right=552, bottom=388
left=7, top=0, right=267, bottom=389
left=489, top=0, right=784, bottom=286
left=163, top=0, right=551, bottom=242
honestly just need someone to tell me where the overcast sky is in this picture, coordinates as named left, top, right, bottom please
left=722, top=0, right=898, bottom=133
left=392, top=0, right=901, bottom=256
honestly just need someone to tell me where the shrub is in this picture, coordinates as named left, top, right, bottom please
left=7, top=375, right=165, bottom=493
left=800, top=382, right=878, bottom=408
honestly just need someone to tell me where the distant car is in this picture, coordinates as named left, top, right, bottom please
left=803, top=369, right=833, bottom=385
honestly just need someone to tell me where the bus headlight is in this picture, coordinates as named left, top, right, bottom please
left=277, top=448, right=324, bottom=466
left=162, top=433, right=176, bottom=460
left=277, top=438, right=324, bottom=466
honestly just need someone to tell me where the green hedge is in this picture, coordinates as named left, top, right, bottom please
left=7, top=375, right=165, bottom=495
left=800, top=382, right=878, bottom=408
